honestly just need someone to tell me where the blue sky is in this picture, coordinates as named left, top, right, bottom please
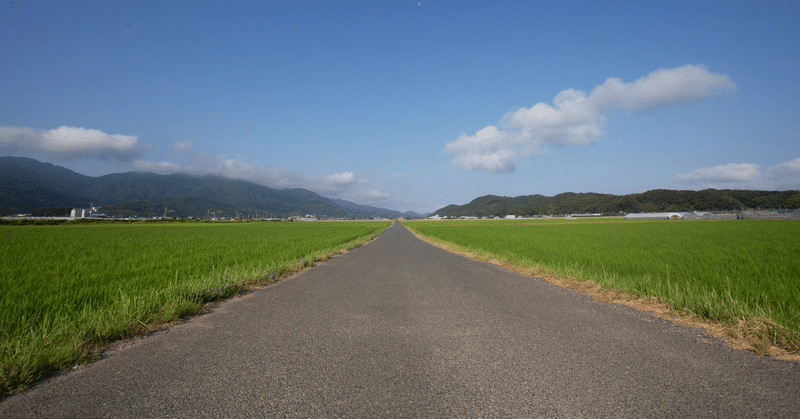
left=2, top=0, right=798, bottom=213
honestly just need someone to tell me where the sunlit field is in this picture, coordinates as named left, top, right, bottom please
left=0, top=221, right=390, bottom=395
left=405, top=218, right=800, bottom=355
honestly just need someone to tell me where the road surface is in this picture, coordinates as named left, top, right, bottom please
left=2, top=222, right=798, bottom=417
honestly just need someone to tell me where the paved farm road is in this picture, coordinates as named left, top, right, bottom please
left=3, top=222, right=799, bottom=417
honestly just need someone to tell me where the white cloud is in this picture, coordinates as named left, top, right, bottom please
left=446, top=126, right=521, bottom=173
left=766, top=157, right=800, bottom=179
left=325, top=171, right=357, bottom=186
left=0, top=125, right=145, bottom=162
left=354, top=189, right=391, bottom=200
left=588, top=64, right=736, bottom=112
left=447, top=64, right=736, bottom=172
left=674, top=158, right=800, bottom=189
left=674, top=163, right=762, bottom=183
left=393, top=171, right=408, bottom=180
left=504, top=88, right=605, bottom=147
left=171, top=139, right=195, bottom=154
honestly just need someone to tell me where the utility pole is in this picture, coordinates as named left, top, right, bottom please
left=164, top=207, right=167, bottom=219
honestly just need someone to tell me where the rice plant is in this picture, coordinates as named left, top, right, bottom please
left=0, top=221, right=390, bottom=395
left=405, top=219, right=800, bottom=355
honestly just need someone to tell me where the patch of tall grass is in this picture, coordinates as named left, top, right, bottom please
left=1, top=221, right=390, bottom=395
left=405, top=219, right=800, bottom=355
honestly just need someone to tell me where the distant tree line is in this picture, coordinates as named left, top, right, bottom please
left=31, top=207, right=73, bottom=217
left=433, top=189, right=800, bottom=218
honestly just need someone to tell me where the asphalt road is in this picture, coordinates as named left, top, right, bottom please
left=2, top=222, right=799, bottom=417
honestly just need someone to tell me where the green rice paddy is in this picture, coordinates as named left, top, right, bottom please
left=0, top=220, right=390, bottom=395
left=4, top=217, right=798, bottom=395
left=405, top=218, right=800, bottom=354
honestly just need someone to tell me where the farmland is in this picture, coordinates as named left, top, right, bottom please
left=404, top=218, right=800, bottom=356
left=0, top=220, right=390, bottom=395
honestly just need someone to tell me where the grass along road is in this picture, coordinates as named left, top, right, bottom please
left=2, top=222, right=798, bottom=417
left=403, top=219, right=800, bottom=360
left=0, top=220, right=391, bottom=396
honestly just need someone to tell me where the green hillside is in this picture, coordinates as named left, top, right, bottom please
left=0, top=157, right=394, bottom=218
left=433, top=189, right=800, bottom=217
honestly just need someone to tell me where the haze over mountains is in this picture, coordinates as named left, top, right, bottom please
left=2, top=156, right=798, bottom=219
left=0, top=157, right=424, bottom=219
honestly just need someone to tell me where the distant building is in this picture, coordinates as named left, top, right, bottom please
left=70, top=207, right=106, bottom=219
left=71, top=208, right=92, bottom=218
left=625, top=212, right=687, bottom=220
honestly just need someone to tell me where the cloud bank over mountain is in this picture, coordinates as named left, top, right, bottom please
left=674, top=158, right=800, bottom=190
left=0, top=125, right=146, bottom=162
left=0, top=127, right=393, bottom=206
left=133, top=140, right=391, bottom=205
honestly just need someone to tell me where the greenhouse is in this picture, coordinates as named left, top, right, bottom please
left=624, top=212, right=687, bottom=220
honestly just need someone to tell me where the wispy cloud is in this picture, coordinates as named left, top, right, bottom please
left=132, top=160, right=183, bottom=173
left=0, top=125, right=146, bottom=162
left=171, top=139, right=195, bottom=154
left=674, top=163, right=763, bottom=183
left=325, top=171, right=357, bottom=186
left=673, top=157, right=800, bottom=190
left=392, top=171, right=408, bottom=180
left=447, top=64, right=737, bottom=173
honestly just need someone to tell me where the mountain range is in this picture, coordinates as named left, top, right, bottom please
left=0, top=157, right=425, bottom=219
left=432, top=189, right=800, bottom=218
left=4, top=156, right=798, bottom=220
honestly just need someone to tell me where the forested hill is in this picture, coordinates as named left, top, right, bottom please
left=0, top=157, right=412, bottom=219
left=432, top=189, right=800, bottom=217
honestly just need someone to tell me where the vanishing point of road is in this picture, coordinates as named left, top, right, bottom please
left=2, top=222, right=798, bottom=417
